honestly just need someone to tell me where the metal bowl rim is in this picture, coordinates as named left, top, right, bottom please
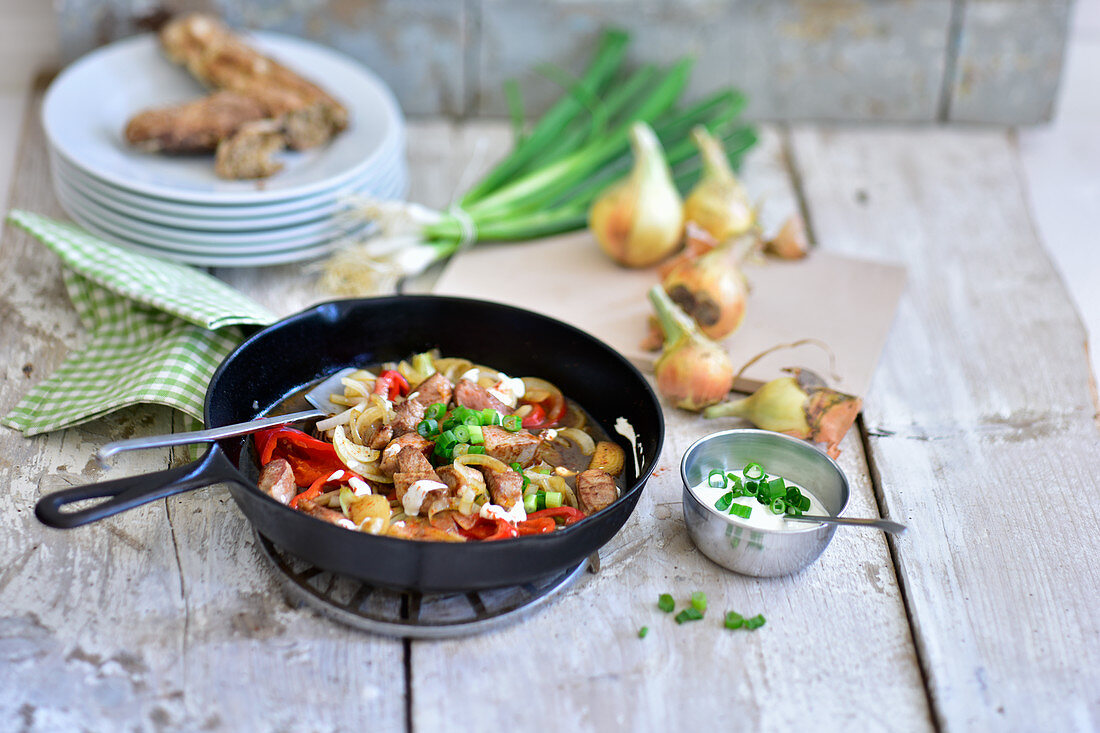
left=679, top=428, right=851, bottom=535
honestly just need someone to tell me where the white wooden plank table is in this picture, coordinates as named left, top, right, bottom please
left=1, top=78, right=1097, bottom=732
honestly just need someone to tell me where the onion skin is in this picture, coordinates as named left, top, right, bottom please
left=662, top=244, right=748, bottom=340
left=590, top=122, right=683, bottom=268
left=765, top=214, right=809, bottom=260
left=703, top=369, right=861, bottom=458
left=648, top=285, right=734, bottom=410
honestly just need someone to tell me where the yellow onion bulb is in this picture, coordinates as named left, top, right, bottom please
left=661, top=245, right=748, bottom=340
left=682, top=126, right=754, bottom=242
left=589, top=122, right=683, bottom=268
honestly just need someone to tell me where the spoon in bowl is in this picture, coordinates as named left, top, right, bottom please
left=784, top=515, right=907, bottom=535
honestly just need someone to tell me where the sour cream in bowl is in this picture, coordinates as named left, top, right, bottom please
left=680, top=429, right=850, bottom=577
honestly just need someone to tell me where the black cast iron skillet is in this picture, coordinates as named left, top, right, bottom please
left=35, top=296, right=664, bottom=592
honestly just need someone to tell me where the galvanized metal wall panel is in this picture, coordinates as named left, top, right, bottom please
left=54, top=0, right=1073, bottom=123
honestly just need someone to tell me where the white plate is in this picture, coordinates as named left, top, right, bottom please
left=50, top=143, right=405, bottom=224
left=55, top=168, right=407, bottom=255
left=53, top=153, right=404, bottom=233
left=43, top=32, right=404, bottom=204
left=65, top=211, right=349, bottom=267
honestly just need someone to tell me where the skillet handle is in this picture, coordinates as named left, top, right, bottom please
left=35, top=448, right=243, bottom=529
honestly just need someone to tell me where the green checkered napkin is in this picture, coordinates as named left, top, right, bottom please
left=3, top=211, right=277, bottom=436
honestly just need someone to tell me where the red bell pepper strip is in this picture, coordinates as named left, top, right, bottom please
left=289, top=473, right=330, bottom=510
left=485, top=518, right=519, bottom=540
left=459, top=517, right=518, bottom=541
left=516, top=516, right=557, bottom=535
left=255, top=426, right=350, bottom=487
left=520, top=390, right=566, bottom=429
left=520, top=404, right=547, bottom=429
left=372, top=370, right=410, bottom=401
left=527, top=506, right=587, bottom=526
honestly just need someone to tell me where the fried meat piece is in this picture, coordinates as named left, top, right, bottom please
left=481, top=426, right=540, bottom=467
left=159, top=13, right=347, bottom=149
left=124, top=90, right=269, bottom=154
left=575, top=469, right=618, bottom=514
left=257, top=458, right=296, bottom=505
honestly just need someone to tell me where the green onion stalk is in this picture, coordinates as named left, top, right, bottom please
left=319, top=29, right=757, bottom=295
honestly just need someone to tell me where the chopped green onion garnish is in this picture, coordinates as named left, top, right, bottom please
left=437, top=430, right=457, bottom=449
left=691, top=591, right=707, bottom=614
left=674, top=607, right=703, bottom=624
left=481, top=408, right=502, bottom=425
left=799, top=495, right=810, bottom=512
left=786, top=487, right=801, bottom=503
left=467, top=424, right=484, bottom=444
left=708, top=470, right=727, bottom=489
left=509, top=461, right=523, bottom=472
left=452, top=443, right=470, bottom=458
left=545, top=491, right=563, bottom=508
left=502, top=415, right=522, bottom=432
left=714, top=492, right=734, bottom=512
left=521, top=475, right=530, bottom=491
left=425, top=403, right=446, bottom=421
left=745, top=614, right=766, bottom=630
left=467, top=445, right=486, bottom=455
left=638, top=626, right=649, bottom=639
left=729, top=503, right=752, bottom=519
left=786, top=506, right=803, bottom=517
left=452, top=425, right=471, bottom=443
left=658, top=593, right=675, bottom=613
left=416, top=418, right=438, bottom=438
left=523, top=494, right=538, bottom=513
left=727, top=473, right=744, bottom=496
left=724, top=611, right=744, bottom=629
left=743, top=480, right=758, bottom=496
left=743, top=462, right=765, bottom=480
left=770, top=498, right=787, bottom=515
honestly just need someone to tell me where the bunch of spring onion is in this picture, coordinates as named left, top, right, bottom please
left=320, top=29, right=757, bottom=295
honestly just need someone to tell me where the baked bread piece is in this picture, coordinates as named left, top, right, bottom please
left=214, top=119, right=286, bottom=180
left=124, top=90, right=269, bottom=154
left=159, top=13, right=348, bottom=150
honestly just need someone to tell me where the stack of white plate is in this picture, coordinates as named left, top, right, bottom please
left=42, top=31, right=407, bottom=268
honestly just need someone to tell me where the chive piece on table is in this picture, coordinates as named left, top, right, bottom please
left=745, top=614, right=766, bottom=630
left=638, top=626, right=649, bottom=639
left=658, top=593, right=675, bottom=613
left=691, top=591, right=707, bottom=614
left=675, top=607, right=704, bottom=624
left=724, top=611, right=745, bottom=630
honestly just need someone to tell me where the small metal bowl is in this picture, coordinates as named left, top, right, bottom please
left=681, top=429, right=850, bottom=577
